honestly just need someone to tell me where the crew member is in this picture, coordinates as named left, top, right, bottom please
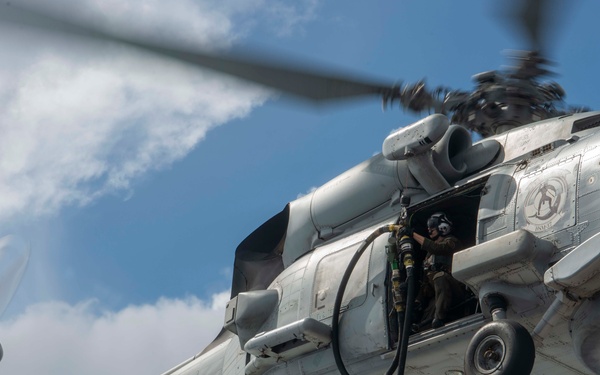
left=403, top=212, right=466, bottom=329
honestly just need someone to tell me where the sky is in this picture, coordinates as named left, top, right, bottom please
left=0, top=1, right=598, bottom=374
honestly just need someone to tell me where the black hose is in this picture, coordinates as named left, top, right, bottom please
left=384, top=311, right=404, bottom=375
left=397, top=265, right=416, bottom=375
left=331, top=225, right=398, bottom=375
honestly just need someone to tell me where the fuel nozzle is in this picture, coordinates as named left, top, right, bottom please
left=386, top=235, right=406, bottom=312
left=385, top=236, right=398, bottom=264
left=398, top=233, right=415, bottom=271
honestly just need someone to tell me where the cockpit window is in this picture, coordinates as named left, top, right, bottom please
left=231, top=204, right=289, bottom=299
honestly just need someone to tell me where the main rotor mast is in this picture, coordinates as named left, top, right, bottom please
left=384, top=51, right=587, bottom=137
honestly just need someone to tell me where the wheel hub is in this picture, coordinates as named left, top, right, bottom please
left=474, top=335, right=506, bottom=374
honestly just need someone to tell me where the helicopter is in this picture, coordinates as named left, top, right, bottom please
left=2, top=1, right=600, bottom=375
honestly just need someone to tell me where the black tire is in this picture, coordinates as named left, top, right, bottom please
left=464, top=319, right=535, bottom=375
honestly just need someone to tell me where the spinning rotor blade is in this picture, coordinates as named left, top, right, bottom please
left=0, top=4, right=395, bottom=103
left=504, top=0, right=568, bottom=55
left=0, top=235, right=30, bottom=318
left=119, top=47, right=395, bottom=103
left=516, top=0, right=547, bottom=52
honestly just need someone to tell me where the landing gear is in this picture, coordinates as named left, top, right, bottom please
left=464, top=320, right=535, bottom=375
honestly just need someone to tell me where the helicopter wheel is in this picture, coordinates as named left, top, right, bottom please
left=464, top=319, right=535, bottom=375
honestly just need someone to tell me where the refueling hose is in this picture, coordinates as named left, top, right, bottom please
left=385, top=235, right=416, bottom=375
left=384, top=311, right=404, bottom=375
left=331, top=224, right=400, bottom=375
left=384, top=261, right=405, bottom=375
left=397, top=248, right=416, bottom=375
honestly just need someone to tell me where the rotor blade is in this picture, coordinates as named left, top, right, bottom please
left=0, top=235, right=30, bottom=318
left=118, top=44, right=395, bottom=103
left=518, top=0, right=546, bottom=52
left=501, top=0, right=569, bottom=55
left=0, top=3, right=395, bottom=103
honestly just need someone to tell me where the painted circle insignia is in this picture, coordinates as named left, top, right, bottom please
left=523, top=176, right=568, bottom=232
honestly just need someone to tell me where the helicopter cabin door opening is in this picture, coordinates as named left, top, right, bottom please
left=388, top=177, right=489, bottom=338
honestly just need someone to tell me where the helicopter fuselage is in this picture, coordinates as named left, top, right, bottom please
left=163, top=111, right=600, bottom=375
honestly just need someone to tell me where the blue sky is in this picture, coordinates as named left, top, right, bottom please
left=0, top=1, right=598, bottom=374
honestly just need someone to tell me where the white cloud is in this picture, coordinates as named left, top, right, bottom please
left=0, top=292, right=230, bottom=375
left=0, top=48, right=269, bottom=220
left=263, top=0, right=320, bottom=36
left=0, top=0, right=321, bottom=222
left=0, top=2, right=320, bottom=372
left=11, top=0, right=234, bottom=43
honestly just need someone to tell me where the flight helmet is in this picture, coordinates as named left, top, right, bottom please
left=427, top=212, right=453, bottom=236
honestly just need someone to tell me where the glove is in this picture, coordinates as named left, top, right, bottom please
left=399, top=226, right=413, bottom=238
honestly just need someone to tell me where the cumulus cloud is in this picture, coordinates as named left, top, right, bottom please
left=0, top=0, right=321, bottom=222
left=0, top=1, right=263, bottom=221
left=0, top=2, right=320, bottom=373
left=0, top=50, right=268, bottom=219
left=0, top=292, right=230, bottom=375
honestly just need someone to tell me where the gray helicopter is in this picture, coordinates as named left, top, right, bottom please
left=3, top=1, right=600, bottom=374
